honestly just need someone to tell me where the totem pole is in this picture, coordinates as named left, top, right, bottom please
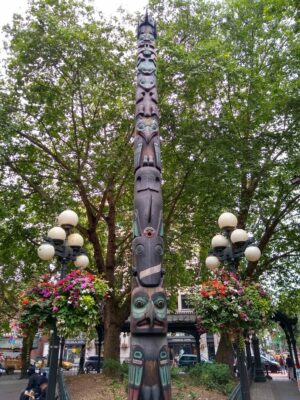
left=128, top=12, right=172, bottom=400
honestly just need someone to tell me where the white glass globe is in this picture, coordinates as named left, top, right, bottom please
left=57, top=210, right=79, bottom=227
left=74, top=255, right=89, bottom=268
left=245, top=246, right=261, bottom=262
left=211, top=234, right=229, bottom=248
left=231, top=229, right=248, bottom=244
left=38, top=243, right=55, bottom=261
left=205, top=255, right=220, bottom=270
left=47, top=227, right=66, bottom=241
left=218, top=212, right=238, bottom=229
left=67, top=233, right=84, bottom=247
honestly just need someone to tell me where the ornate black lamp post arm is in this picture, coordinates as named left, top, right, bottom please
left=37, top=210, right=89, bottom=400
left=205, top=212, right=262, bottom=400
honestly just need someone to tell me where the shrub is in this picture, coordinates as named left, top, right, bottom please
left=189, top=362, right=235, bottom=395
left=103, top=358, right=126, bottom=379
left=170, top=366, right=182, bottom=381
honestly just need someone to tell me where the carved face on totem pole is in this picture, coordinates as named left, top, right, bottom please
left=137, top=17, right=156, bottom=43
left=133, top=166, right=163, bottom=286
left=135, top=118, right=159, bottom=141
left=130, top=285, right=167, bottom=334
left=132, top=235, right=163, bottom=287
left=137, top=74, right=156, bottom=91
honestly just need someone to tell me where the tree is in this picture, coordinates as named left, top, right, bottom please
left=1, top=0, right=136, bottom=359
left=149, top=0, right=299, bottom=363
left=0, top=281, right=19, bottom=334
left=1, top=0, right=299, bottom=365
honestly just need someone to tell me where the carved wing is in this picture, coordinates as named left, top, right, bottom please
left=128, top=347, right=144, bottom=400
left=159, top=346, right=172, bottom=400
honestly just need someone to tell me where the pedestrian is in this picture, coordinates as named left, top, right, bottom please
left=286, top=354, right=295, bottom=381
left=36, top=376, right=48, bottom=400
left=279, top=355, right=285, bottom=374
left=19, top=367, right=41, bottom=400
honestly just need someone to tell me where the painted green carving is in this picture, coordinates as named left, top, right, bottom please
left=154, top=142, right=161, bottom=168
left=159, top=221, right=164, bottom=237
left=137, top=59, right=156, bottom=75
left=131, top=291, right=167, bottom=321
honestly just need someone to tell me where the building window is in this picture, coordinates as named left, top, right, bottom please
left=181, top=295, right=192, bottom=310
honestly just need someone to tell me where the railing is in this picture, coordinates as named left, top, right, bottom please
left=228, top=363, right=254, bottom=400
left=228, top=383, right=242, bottom=400
left=58, top=368, right=71, bottom=400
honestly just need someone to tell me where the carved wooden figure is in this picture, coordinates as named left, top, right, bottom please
left=128, top=12, right=171, bottom=400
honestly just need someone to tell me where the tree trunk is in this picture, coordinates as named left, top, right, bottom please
left=215, top=331, right=235, bottom=374
left=103, top=300, right=123, bottom=361
left=96, top=324, right=104, bottom=373
left=20, top=330, right=36, bottom=379
left=78, top=343, right=86, bottom=374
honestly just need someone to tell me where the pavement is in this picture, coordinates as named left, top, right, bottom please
left=251, top=372, right=300, bottom=400
left=1, top=370, right=299, bottom=400
left=0, top=372, right=27, bottom=400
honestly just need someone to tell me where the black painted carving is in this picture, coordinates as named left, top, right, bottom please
left=128, top=11, right=171, bottom=400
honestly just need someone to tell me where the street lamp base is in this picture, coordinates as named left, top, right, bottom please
left=254, top=368, right=267, bottom=382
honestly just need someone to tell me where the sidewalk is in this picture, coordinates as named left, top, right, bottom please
left=251, top=373, right=300, bottom=400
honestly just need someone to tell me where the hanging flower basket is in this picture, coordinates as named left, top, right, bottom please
left=188, top=269, right=271, bottom=335
left=52, top=270, right=109, bottom=338
left=19, top=270, right=109, bottom=339
left=19, top=274, right=56, bottom=332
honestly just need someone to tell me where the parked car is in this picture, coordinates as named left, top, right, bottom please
left=35, top=357, right=72, bottom=371
left=0, top=363, right=6, bottom=376
left=84, top=356, right=103, bottom=372
left=178, top=354, right=198, bottom=367
left=260, top=355, right=280, bottom=373
left=61, top=360, right=73, bottom=370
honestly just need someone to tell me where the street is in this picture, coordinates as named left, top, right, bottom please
left=0, top=372, right=27, bottom=400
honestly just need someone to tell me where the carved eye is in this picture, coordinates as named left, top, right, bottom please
left=135, top=244, right=144, bottom=255
left=136, top=121, right=145, bottom=129
left=155, top=299, right=165, bottom=309
left=135, top=298, right=146, bottom=308
left=155, top=245, right=163, bottom=255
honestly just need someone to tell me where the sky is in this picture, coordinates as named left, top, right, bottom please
left=0, top=0, right=149, bottom=33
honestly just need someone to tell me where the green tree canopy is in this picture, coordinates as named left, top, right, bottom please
left=0, top=0, right=299, bottom=360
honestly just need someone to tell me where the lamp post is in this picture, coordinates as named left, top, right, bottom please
left=37, top=209, right=89, bottom=400
left=205, top=212, right=261, bottom=400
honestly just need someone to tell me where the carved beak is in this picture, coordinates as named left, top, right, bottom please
left=144, top=301, right=155, bottom=328
left=144, top=125, right=152, bottom=135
